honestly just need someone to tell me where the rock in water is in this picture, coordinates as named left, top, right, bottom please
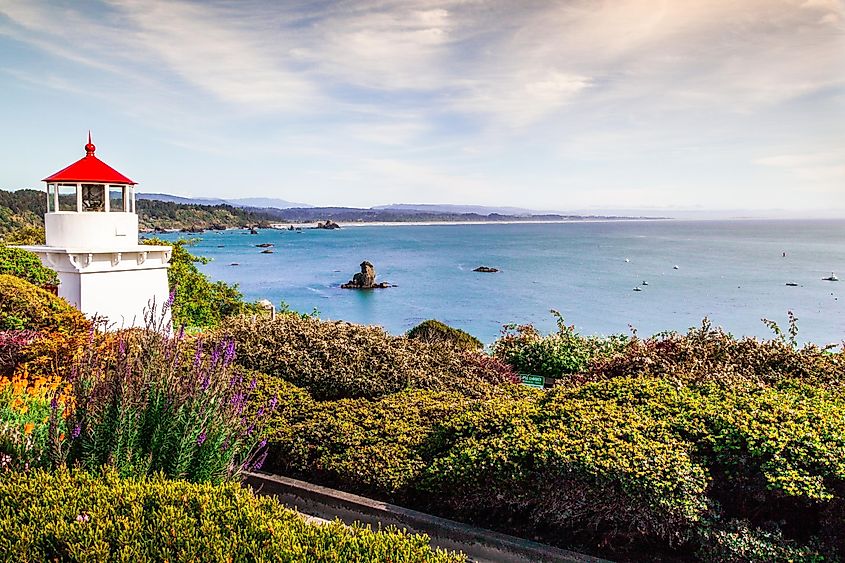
left=341, top=261, right=393, bottom=289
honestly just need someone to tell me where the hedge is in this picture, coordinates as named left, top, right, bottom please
left=216, top=314, right=516, bottom=400
left=0, top=468, right=465, bottom=562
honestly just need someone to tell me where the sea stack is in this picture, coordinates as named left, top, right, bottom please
left=341, top=261, right=393, bottom=289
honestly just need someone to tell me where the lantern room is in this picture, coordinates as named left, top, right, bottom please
left=17, top=133, right=172, bottom=329
left=41, top=133, right=140, bottom=248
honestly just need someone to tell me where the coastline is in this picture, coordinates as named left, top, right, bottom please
left=269, top=217, right=672, bottom=229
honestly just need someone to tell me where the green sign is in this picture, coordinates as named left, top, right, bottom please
left=520, top=374, right=545, bottom=389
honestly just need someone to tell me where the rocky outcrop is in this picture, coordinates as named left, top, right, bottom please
left=341, top=261, right=394, bottom=289
left=316, top=220, right=341, bottom=230
left=473, top=266, right=499, bottom=273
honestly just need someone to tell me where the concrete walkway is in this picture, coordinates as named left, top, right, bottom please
left=244, top=471, right=610, bottom=563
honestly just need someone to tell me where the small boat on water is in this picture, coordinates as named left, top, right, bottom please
left=673, top=265, right=680, bottom=270
left=823, top=273, right=839, bottom=282
left=642, top=281, right=648, bottom=286
left=633, top=287, right=642, bottom=292
left=785, top=282, right=799, bottom=287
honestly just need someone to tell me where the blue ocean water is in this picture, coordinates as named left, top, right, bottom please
left=156, top=219, right=845, bottom=346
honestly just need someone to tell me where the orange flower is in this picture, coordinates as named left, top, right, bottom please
left=23, top=422, right=35, bottom=435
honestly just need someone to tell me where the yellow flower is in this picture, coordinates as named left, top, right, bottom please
left=23, top=423, right=35, bottom=435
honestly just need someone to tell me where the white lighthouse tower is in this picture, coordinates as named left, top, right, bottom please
left=20, top=134, right=172, bottom=328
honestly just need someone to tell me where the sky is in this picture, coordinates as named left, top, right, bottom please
left=0, top=0, right=843, bottom=214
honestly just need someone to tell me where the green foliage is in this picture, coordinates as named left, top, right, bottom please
left=272, top=389, right=471, bottom=494
left=0, top=468, right=465, bottom=562
left=697, top=519, right=825, bottom=562
left=407, top=319, right=483, bottom=350
left=493, top=310, right=628, bottom=378
left=0, top=275, right=88, bottom=333
left=0, top=226, right=45, bottom=245
left=0, top=246, right=58, bottom=286
left=0, top=189, right=43, bottom=237
left=143, top=238, right=257, bottom=329
left=218, top=314, right=517, bottom=401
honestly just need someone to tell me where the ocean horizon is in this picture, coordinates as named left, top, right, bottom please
left=156, top=218, right=845, bottom=346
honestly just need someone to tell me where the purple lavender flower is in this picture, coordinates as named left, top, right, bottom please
left=197, top=432, right=207, bottom=446
left=71, top=424, right=81, bottom=439
left=118, top=338, right=126, bottom=356
left=50, top=397, right=58, bottom=411
left=268, top=395, right=278, bottom=412
left=193, top=339, right=204, bottom=369
left=248, top=377, right=257, bottom=391
left=258, top=439, right=267, bottom=449
left=165, top=287, right=176, bottom=309
left=223, top=339, right=236, bottom=365
left=177, top=324, right=185, bottom=341
left=256, top=407, right=264, bottom=418
left=251, top=450, right=268, bottom=471
left=200, top=376, right=210, bottom=391
left=210, top=345, right=221, bottom=366
left=76, top=513, right=90, bottom=523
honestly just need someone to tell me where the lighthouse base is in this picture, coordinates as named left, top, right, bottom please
left=17, top=244, right=172, bottom=330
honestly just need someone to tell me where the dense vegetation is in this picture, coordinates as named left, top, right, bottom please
left=0, top=468, right=462, bottom=562
left=238, top=314, right=843, bottom=561
left=0, top=275, right=87, bottom=332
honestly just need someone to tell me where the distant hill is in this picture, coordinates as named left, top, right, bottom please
left=374, top=203, right=540, bottom=216
left=138, top=193, right=312, bottom=209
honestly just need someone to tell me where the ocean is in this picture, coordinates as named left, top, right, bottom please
left=156, top=219, right=845, bottom=346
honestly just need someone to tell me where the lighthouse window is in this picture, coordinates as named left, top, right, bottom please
left=110, top=186, right=126, bottom=212
left=47, top=184, right=56, bottom=212
left=82, top=184, right=105, bottom=212
left=58, top=185, right=77, bottom=211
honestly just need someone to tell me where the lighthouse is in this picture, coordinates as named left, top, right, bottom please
left=19, top=134, right=172, bottom=328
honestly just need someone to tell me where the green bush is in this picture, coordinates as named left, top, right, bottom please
left=0, top=275, right=88, bottom=333
left=407, top=320, right=483, bottom=350
left=142, top=238, right=257, bottom=329
left=697, top=519, right=825, bottom=562
left=0, top=468, right=464, bottom=562
left=0, top=246, right=57, bottom=287
left=218, top=314, right=516, bottom=400
left=421, top=388, right=709, bottom=548
left=493, top=311, right=627, bottom=379
left=270, top=389, right=471, bottom=495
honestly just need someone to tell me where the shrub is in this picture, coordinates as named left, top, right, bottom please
left=0, top=246, right=58, bottom=287
left=54, top=313, right=275, bottom=484
left=0, top=468, right=465, bottom=562
left=587, top=318, right=844, bottom=387
left=697, top=519, right=825, bottom=562
left=0, top=275, right=88, bottom=333
left=218, top=314, right=516, bottom=400
left=421, top=389, right=709, bottom=550
left=407, top=320, right=483, bottom=350
left=493, top=310, right=627, bottom=379
left=269, top=389, right=471, bottom=495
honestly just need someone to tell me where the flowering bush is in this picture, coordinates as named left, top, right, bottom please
left=50, top=307, right=275, bottom=484
left=0, top=371, right=67, bottom=471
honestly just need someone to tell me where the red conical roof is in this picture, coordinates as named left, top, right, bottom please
left=42, top=133, right=136, bottom=185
